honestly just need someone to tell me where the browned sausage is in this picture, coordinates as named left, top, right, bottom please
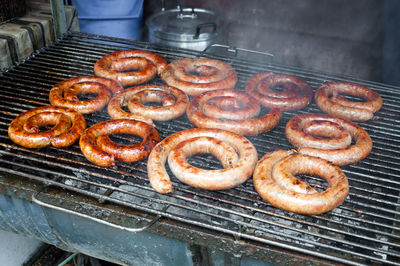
left=8, top=106, right=86, bottom=148
left=187, top=89, right=281, bottom=135
left=49, top=76, right=123, bottom=114
left=160, top=58, right=237, bottom=96
left=285, top=113, right=373, bottom=165
left=202, top=94, right=260, bottom=120
left=245, top=73, right=313, bottom=111
left=147, top=128, right=258, bottom=194
left=315, top=81, right=382, bottom=121
left=79, top=119, right=160, bottom=167
left=289, top=119, right=352, bottom=150
left=94, top=50, right=167, bottom=86
left=23, top=112, right=71, bottom=134
left=107, top=84, right=189, bottom=125
left=253, top=150, right=349, bottom=215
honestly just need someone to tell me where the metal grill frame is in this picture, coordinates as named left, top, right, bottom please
left=0, top=32, right=399, bottom=265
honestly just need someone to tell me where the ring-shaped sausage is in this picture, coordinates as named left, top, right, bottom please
left=187, top=89, right=281, bottom=135
left=23, top=112, right=71, bottom=135
left=285, top=113, right=372, bottom=165
left=245, top=73, right=313, bottom=111
left=315, top=81, right=383, bottom=121
left=8, top=106, right=86, bottom=148
left=107, top=84, right=189, bottom=125
left=202, top=95, right=260, bottom=120
left=253, top=150, right=349, bottom=215
left=147, top=128, right=258, bottom=194
left=168, top=136, right=243, bottom=190
left=49, top=76, right=123, bottom=114
left=160, top=58, right=237, bottom=96
left=79, top=119, right=160, bottom=167
left=292, top=119, right=352, bottom=150
left=94, top=50, right=167, bottom=86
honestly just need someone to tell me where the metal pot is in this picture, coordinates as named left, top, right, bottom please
left=146, top=5, right=221, bottom=51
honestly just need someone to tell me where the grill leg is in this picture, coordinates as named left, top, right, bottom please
left=189, top=244, right=213, bottom=266
left=189, top=244, right=243, bottom=266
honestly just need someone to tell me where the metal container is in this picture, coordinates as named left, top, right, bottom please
left=146, top=6, right=221, bottom=51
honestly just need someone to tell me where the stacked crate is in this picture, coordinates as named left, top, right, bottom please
left=0, top=1, right=79, bottom=70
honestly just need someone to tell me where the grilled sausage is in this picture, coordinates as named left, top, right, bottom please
left=187, top=89, right=281, bottom=135
left=79, top=119, right=160, bottom=167
left=147, top=128, right=258, bottom=194
left=107, top=84, right=189, bottom=125
left=8, top=106, right=86, bottom=148
left=49, top=76, right=123, bottom=114
left=245, top=73, right=313, bottom=111
left=285, top=113, right=373, bottom=165
left=315, top=81, right=382, bottom=121
left=253, top=150, right=349, bottom=215
left=160, top=58, right=237, bottom=96
left=51, top=82, right=110, bottom=114
left=94, top=50, right=167, bottom=86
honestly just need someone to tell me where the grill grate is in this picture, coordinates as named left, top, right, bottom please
left=0, top=32, right=399, bottom=265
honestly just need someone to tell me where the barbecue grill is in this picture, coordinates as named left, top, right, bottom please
left=0, top=32, right=399, bottom=265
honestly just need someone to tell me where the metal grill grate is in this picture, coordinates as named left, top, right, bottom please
left=0, top=32, right=399, bottom=265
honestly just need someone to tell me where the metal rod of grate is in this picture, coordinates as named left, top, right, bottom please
left=0, top=32, right=399, bottom=265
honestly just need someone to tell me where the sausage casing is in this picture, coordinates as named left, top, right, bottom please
left=245, top=73, right=313, bottom=111
left=187, top=89, right=281, bottom=135
left=79, top=119, right=160, bottom=167
left=108, top=84, right=189, bottom=125
left=253, top=150, right=349, bottom=214
left=147, top=128, right=258, bottom=193
left=160, top=58, right=237, bottom=96
left=49, top=76, right=123, bottom=114
left=8, top=106, right=86, bottom=148
left=94, top=50, right=167, bottom=86
left=315, top=81, right=382, bottom=121
left=285, top=113, right=372, bottom=165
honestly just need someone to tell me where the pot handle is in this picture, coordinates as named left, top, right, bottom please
left=161, top=0, right=182, bottom=11
left=32, top=185, right=168, bottom=233
left=161, top=0, right=165, bottom=11
left=201, top=43, right=274, bottom=60
left=193, top=23, right=217, bottom=39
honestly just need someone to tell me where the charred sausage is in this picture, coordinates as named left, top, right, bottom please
left=245, top=73, right=313, bottom=111
left=187, top=89, right=281, bottom=135
left=160, top=58, right=237, bottom=96
left=79, top=119, right=160, bottom=167
left=94, top=50, right=167, bottom=86
left=8, top=106, right=86, bottom=148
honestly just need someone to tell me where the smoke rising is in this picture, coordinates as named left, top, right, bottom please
left=144, top=0, right=394, bottom=84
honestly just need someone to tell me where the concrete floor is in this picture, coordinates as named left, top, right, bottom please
left=0, top=229, right=43, bottom=266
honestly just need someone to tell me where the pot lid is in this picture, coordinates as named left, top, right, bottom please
left=146, top=8, right=220, bottom=41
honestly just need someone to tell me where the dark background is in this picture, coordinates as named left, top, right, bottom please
left=143, top=0, right=400, bottom=86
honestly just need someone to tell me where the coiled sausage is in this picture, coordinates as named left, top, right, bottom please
left=253, top=150, right=349, bottom=215
left=8, top=106, right=86, bottom=148
left=94, top=50, right=167, bottom=86
left=245, top=73, right=313, bottom=111
left=49, top=76, right=123, bottom=114
left=147, top=128, right=258, bottom=194
left=187, top=89, right=281, bottom=135
left=160, top=58, right=237, bottom=96
left=79, top=119, right=160, bottom=167
left=285, top=113, right=372, bottom=165
left=315, top=81, right=382, bottom=121
left=107, top=84, right=189, bottom=125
